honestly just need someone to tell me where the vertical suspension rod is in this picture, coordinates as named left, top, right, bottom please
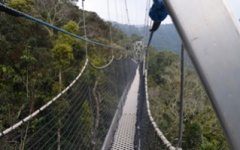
left=177, top=44, right=184, bottom=148
left=82, top=0, right=88, bottom=58
left=124, top=0, right=131, bottom=35
left=107, top=0, right=113, bottom=56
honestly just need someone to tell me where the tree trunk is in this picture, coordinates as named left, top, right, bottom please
left=57, top=119, right=61, bottom=150
left=57, top=68, right=62, bottom=150
left=93, top=77, right=100, bottom=129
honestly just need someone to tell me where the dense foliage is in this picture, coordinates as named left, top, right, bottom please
left=0, top=0, right=134, bottom=149
left=147, top=48, right=229, bottom=149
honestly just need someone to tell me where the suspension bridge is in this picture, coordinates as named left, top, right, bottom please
left=1, top=0, right=240, bottom=149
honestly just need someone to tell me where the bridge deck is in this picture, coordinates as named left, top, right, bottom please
left=111, top=67, right=140, bottom=150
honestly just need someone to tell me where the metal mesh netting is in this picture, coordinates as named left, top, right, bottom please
left=135, top=62, right=173, bottom=150
left=0, top=58, right=137, bottom=150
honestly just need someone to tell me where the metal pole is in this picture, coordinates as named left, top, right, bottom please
left=177, top=44, right=184, bottom=148
left=164, top=0, right=240, bottom=149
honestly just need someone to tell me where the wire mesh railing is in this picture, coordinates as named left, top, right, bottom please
left=135, top=62, right=177, bottom=150
left=0, top=58, right=137, bottom=150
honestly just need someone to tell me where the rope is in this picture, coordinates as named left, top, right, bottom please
left=114, top=55, right=123, bottom=61
left=144, top=70, right=177, bottom=149
left=143, top=18, right=179, bottom=149
left=89, top=56, right=114, bottom=70
left=0, top=3, right=124, bottom=50
left=177, top=44, right=185, bottom=148
left=0, top=59, right=89, bottom=137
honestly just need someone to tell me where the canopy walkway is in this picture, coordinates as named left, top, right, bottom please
left=1, top=0, right=240, bottom=149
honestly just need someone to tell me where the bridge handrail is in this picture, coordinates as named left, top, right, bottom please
left=89, top=55, right=115, bottom=70
left=0, top=59, right=89, bottom=137
left=144, top=69, right=178, bottom=150
left=114, top=55, right=123, bottom=61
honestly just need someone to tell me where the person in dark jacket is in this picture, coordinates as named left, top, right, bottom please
left=149, top=0, right=168, bottom=32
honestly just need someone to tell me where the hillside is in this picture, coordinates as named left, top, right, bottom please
left=147, top=48, right=229, bottom=149
left=113, top=23, right=182, bottom=54
left=0, top=0, right=131, bottom=149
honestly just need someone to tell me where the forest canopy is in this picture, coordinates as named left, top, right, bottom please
left=147, top=47, right=229, bottom=149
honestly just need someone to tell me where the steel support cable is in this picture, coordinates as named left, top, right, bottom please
left=81, top=3, right=96, bottom=149
left=113, top=0, right=124, bottom=53
left=0, top=59, right=89, bottom=137
left=29, top=122, right=58, bottom=149
left=47, top=97, right=90, bottom=149
left=107, top=0, right=113, bottom=52
left=71, top=64, right=121, bottom=148
left=95, top=84, right=114, bottom=106
left=62, top=97, right=93, bottom=148
left=24, top=88, right=88, bottom=148
left=23, top=80, right=89, bottom=145
left=119, top=0, right=127, bottom=47
left=144, top=0, right=151, bottom=43
left=124, top=0, right=132, bottom=36
left=6, top=77, right=83, bottom=143
left=144, top=0, right=151, bottom=40
left=112, top=57, right=120, bottom=122
left=37, top=93, right=90, bottom=149
left=4, top=85, right=71, bottom=145
left=25, top=77, right=90, bottom=147
left=26, top=88, right=89, bottom=147
left=124, top=0, right=131, bottom=27
left=177, top=44, right=184, bottom=148
left=67, top=121, right=88, bottom=149
left=114, top=0, right=119, bottom=22
left=53, top=88, right=90, bottom=141
left=9, top=97, right=84, bottom=148
left=0, top=3, right=124, bottom=50
left=145, top=31, right=154, bottom=70
left=143, top=0, right=151, bottom=71
left=60, top=103, right=90, bottom=147
left=69, top=95, right=99, bottom=148
left=99, top=86, right=115, bottom=107
left=88, top=56, right=115, bottom=70
left=32, top=79, right=88, bottom=126
left=82, top=0, right=89, bottom=58
left=85, top=67, right=116, bottom=147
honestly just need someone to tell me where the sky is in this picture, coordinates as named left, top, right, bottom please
left=77, top=0, right=240, bottom=25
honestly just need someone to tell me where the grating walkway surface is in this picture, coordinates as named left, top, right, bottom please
left=111, top=67, right=140, bottom=150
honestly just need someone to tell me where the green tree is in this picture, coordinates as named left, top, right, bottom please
left=51, top=20, right=78, bottom=150
left=7, top=0, right=34, bottom=13
left=147, top=50, right=229, bottom=149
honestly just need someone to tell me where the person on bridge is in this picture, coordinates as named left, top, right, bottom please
left=149, top=0, right=168, bottom=32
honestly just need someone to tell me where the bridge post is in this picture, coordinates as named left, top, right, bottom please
left=133, top=41, right=145, bottom=62
left=164, top=0, right=240, bottom=149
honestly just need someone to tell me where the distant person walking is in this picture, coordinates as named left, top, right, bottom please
left=149, top=0, right=168, bottom=32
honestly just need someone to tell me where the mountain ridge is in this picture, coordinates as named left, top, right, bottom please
left=113, top=22, right=182, bottom=54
